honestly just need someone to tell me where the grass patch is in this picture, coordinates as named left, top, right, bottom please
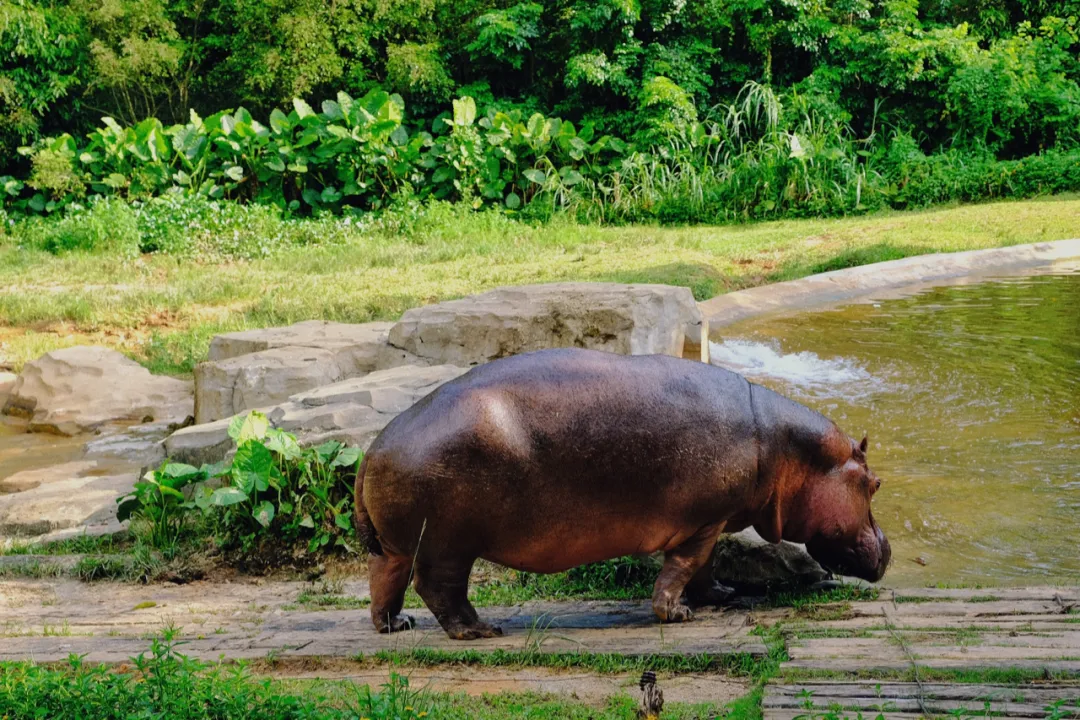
left=372, top=647, right=764, bottom=676
left=756, top=584, right=879, bottom=611
left=0, top=560, right=68, bottom=579
left=0, top=631, right=732, bottom=719
left=2, top=197, right=1078, bottom=372
left=0, top=533, right=133, bottom=557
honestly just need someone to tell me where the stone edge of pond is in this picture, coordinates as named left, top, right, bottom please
left=699, top=238, right=1080, bottom=331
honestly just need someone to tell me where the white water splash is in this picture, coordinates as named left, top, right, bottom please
left=710, top=339, right=881, bottom=398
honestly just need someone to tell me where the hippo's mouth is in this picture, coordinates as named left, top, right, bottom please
left=807, top=526, right=891, bottom=583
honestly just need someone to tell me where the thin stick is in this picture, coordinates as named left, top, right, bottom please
left=700, top=318, right=710, bottom=364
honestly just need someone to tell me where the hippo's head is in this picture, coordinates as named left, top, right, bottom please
left=757, top=432, right=891, bottom=583
left=804, top=434, right=891, bottom=582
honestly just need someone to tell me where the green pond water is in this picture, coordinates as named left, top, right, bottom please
left=713, top=267, right=1080, bottom=587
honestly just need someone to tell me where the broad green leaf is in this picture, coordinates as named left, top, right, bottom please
left=322, top=100, right=344, bottom=121
left=299, top=514, right=315, bottom=529
left=253, top=500, right=275, bottom=528
left=229, top=411, right=269, bottom=444
left=330, top=447, right=363, bottom=468
left=158, top=485, right=185, bottom=500
left=265, top=428, right=302, bottom=460
left=523, top=168, right=547, bottom=185
left=269, top=109, right=291, bottom=134
left=293, top=98, right=315, bottom=119
left=200, top=460, right=232, bottom=478
left=452, top=97, right=477, bottom=127
left=505, top=192, right=522, bottom=209
left=232, top=441, right=274, bottom=495
left=334, top=512, right=351, bottom=531
left=314, top=440, right=343, bottom=463
left=209, top=487, right=248, bottom=506
left=224, top=165, right=244, bottom=182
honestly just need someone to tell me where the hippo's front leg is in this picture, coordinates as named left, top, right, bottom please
left=652, top=522, right=726, bottom=623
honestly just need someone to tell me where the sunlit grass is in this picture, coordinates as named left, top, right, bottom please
left=1, top=196, right=1077, bottom=374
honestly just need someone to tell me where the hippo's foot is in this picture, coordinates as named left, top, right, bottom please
left=376, top=613, right=416, bottom=634
left=683, top=581, right=736, bottom=608
left=659, top=603, right=695, bottom=623
left=445, top=621, right=503, bottom=641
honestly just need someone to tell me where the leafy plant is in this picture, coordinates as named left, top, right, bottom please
left=117, top=411, right=363, bottom=561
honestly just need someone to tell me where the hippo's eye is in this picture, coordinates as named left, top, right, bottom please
left=868, top=475, right=881, bottom=495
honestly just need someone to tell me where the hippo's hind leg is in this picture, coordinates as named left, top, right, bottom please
left=369, top=551, right=415, bottom=633
left=413, top=557, right=503, bottom=641
left=652, top=522, right=725, bottom=623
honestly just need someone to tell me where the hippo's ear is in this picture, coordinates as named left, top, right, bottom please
left=859, top=434, right=868, bottom=454
left=853, top=434, right=868, bottom=460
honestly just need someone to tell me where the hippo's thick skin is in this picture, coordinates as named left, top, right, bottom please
left=356, top=348, right=890, bottom=640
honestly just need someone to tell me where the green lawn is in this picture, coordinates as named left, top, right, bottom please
left=1, top=196, right=1078, bottom=374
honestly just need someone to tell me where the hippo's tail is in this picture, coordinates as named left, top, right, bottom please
left=354, top=455, right=383, bottom=556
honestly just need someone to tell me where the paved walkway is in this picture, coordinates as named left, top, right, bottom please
left=5, top=578, right=1080, bottom=715
left=767, top=586, right=1080, bottom=719
left=0, top=577, right=763, bottom=663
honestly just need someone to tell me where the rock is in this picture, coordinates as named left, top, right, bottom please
left=196, top=322, right=429, bottom=424
left=0, top=471, right=134, bottom=537
left=0, top=372, right=16, bottom=406
left=387, top=283, right=701, bottom=367
left=0, top=460, right=101, bottom=494
left=166, top=364, right=468, bottom=466
left=208, top=321, right=405, bottom=374
left=195, top=347, right=345, bottom=424
left=2, top=347, right=193, bottom=436
left=82, top=422, right=173, bottom=468
left=709, top=529, right=829, bottom=594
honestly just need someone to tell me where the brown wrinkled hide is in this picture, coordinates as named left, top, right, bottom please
left=354, top=348, right=890, bottom=639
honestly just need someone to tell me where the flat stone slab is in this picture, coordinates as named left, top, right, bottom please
left=167, top=364, right=468, bottom=466
left=388, top=283, right=701, bottom=366
left=0, top=578, right=764, bottom=663
left=0, top=469, right=135, bottom=537
left=764, top=682, right=1080, bottom=720
left=780, top=586, right=1080, bottom=674
left=208, top=321, right=398, bottom=364
left=2, top=346, right=193, bottom=436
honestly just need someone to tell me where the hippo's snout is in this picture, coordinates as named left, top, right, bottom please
left=807, top=521, right=891, bottom=583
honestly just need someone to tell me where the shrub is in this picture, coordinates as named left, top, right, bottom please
left=20, top=197, right=139, bottom=255
left=117, top=411, right=363, bottom=562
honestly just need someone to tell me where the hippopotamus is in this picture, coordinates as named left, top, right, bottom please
left=355, top=348, right=890, bottom=640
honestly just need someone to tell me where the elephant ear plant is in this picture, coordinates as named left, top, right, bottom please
left=117, top=411, right=363, bottom=560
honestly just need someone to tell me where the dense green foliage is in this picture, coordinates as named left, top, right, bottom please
left=2, top=0, right=1079, bottom=226
left=0, top=634, right=434, bottom=720
left=117, top=411, right=361, bottom=562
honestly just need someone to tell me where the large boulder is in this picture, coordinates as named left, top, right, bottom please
left=387, top=283, right=701, bottom=367
left=167, top=364, right=467, bottom=466
left=2, top=347, right=193, bottom=436
left=195, top=347, right=344, bottom=424
left=709, top=529, right=829, bottom=594
left=195, top=321, right=425, bottom=424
